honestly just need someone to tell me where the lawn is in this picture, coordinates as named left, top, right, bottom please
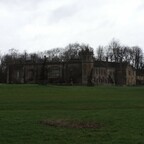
left=0, top=84, right=144, bottom=144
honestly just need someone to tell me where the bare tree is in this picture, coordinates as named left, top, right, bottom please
left=96, top=46, right=105, bottom=61
left=44, top=48, right=63, bottom=62
left=132, top=46, right=143, bottom=70
left=62, top=43, right=81, bottom=61
left=108, top=39, right=122, bottom=62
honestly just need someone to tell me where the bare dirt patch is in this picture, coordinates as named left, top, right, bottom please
left=39, top=119, right=102, bottom=129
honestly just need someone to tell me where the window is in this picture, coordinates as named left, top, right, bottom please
left=16, top=71, right=20, bottom=79
left=48, top=66, right=61, bottom=78
left=128, top=70, right=131, bottom=76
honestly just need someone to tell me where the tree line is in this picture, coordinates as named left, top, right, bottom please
left=0, top=39, right=144, bottom=82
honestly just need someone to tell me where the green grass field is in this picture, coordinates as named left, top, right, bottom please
left=0, top=84, right=144, bottom=144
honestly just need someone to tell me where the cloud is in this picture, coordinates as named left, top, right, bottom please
left=49, top=3, right=79, bottom=23
left=0, top=0, right=144, bottom=53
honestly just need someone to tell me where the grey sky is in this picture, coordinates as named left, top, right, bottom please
left=0, top=0, right=144, bottom=54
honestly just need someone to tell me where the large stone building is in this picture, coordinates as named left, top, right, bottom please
left=6, top=50, right=136, bottom=86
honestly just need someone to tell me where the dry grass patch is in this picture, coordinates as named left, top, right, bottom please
left=39, top=119, right=102, bottom=129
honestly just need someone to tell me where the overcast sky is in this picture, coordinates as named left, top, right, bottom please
left=0, top=0, right=144, bottom=54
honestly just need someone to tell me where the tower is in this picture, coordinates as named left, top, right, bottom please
left=80, top=48, right=94, bottom=85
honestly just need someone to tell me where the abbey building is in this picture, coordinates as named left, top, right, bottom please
left=6, top=50, right=136, bottom=86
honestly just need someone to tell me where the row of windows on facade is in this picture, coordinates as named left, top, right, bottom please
left=95, top=69, right=114, bottom=76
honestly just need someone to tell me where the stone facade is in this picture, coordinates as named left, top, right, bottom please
left=92, top=61, right=136, bottom=86
left=136, top=70, right=144, bottom=85
left=6, top=52, right=137, bottom=86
